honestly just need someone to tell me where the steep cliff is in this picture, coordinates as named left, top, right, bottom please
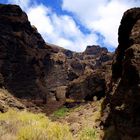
left=103, top=8, right=140, bottom=140
left=0, top=4, right=113, bottom=113
left=0, top=4, right=52, bottom=102
left=51, top=45, right=113, bottom=102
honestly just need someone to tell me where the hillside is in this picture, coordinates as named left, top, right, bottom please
left=0, top=3, right=140, bottom=140
left=102, top=8, right=140, bottom=140
left=0, top=4, right=113, bottom=114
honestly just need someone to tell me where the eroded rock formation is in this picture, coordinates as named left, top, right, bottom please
left=0, top=4, right=53, bottom=102
left=103, top=8, right=140, bottom=140
left=0, top=4, right=113, bottom=113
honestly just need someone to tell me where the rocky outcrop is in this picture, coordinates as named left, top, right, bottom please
left=65, top=45, right=113, bottom=101
left=0, top=4, right=53, bottom=102
left=66, top=70, right=106, bottom=101
left=0, top=4, right=113, bottom=113
left=103, top=8, right=140, bottom=140
left=66, top=60, right=112, bottom=101
left=0, top=88, right=25, bottom=113
left=84, top=45, right=108, bottom=56
left=0, top=4, right=70, bottom=112
left=45, top=41, right=113, bottom=103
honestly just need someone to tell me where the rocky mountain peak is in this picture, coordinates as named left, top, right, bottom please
left=84, top=45, right=108, bottom=55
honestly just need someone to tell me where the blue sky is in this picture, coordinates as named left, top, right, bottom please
left=1, top=0, right=140, bottom=52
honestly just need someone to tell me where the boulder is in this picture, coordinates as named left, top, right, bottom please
left=55, top=86, right=67, bottom=101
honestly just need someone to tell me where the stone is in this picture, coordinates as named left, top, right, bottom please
left=55, top=86, right=67, bottom=101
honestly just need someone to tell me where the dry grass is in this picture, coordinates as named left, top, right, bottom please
left=0, top=99, right=103, bottom=140
left=77, top=127, right=99, bottom=140
left=0, top=110, right=73, bottom=140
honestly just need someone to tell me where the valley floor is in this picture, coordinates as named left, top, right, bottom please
left=0, top=86, right=105, bottom=140
left=49, top=100, right=104, bottom=140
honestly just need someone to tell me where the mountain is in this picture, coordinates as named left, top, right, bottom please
left=0, top=4, right=113, bottom=113
left=0, top=3, right=140, bottom=140
left=102, top=8, right=140, bottom=140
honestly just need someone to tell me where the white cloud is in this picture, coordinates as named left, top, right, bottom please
left=27, top=5, right=53, bottom=34
left=7, top=0, right=140, bottom=51
left=62, top=0, right=108, bottom=22
left=62, top=0, right=140, bottom=48
left=8, top=0, right=31, bottom=10
left=7, top=0, right=98, bottom=52
left=27, top=4, right=98, bottom=52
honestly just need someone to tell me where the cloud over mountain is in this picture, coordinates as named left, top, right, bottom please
left=62, top=0, right=140, bottom=48
left=6, top=0, right=140, bottom=51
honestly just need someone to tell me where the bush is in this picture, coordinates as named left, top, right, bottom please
left=52, top=107, right=70, bottom=118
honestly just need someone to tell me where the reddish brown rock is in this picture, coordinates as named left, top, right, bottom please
left=103, top=8, right=140, bottom=140
left=0, top=4, right=56, bottom=110
left=84, top=45, right=108, bottom=55
left=0, top=4, right=71, bottom=113
left=0, top=4, right=113, bottom=114
left=66, top=70, right=106, bottom=101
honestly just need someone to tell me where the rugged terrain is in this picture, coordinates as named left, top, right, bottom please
left=102, top=8, right=140, bottom=140
left=0, top=4, right=113, bottom=114
left=0, top=3, right=140, bottom=140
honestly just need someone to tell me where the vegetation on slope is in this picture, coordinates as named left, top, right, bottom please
left=51, top=100, right=103, bottom=140
left=0, top=99, right=103, bottom=140
left=0, top=110, right=73, bottom=140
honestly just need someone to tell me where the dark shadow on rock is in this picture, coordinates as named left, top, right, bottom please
left=0, top=4, right=51, bottom=103
left=101, top=8, right=140, bottom=140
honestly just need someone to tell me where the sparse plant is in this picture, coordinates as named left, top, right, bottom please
left=77, top=127, right=99, bottom=140
left=52, top=107, right=70, bottom=118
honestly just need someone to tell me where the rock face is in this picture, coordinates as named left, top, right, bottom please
left=103, top=8, right=140, bottom=140
left=0, top=88, right=25, bottom=113
left=66, top=70, right=106, bottom=101
left=0, top=4, right=54, bottom=103
left=84, top=45, right=108, bottom=55
left=0, top=4, right=113, bottom=113
left=35, top=39, right=113, bottom=104
left=56, top=45, right=113, bottom=102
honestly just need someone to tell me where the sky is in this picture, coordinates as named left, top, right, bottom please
left=1, top=0, right=140, bottom=52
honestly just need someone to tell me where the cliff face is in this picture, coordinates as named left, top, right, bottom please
left=66, top=47, right=113, bottom=101
left=50, top=45, right=113, bottom=102
left=103, top=8, right=140, bottom=140
left=0, top=4, right=52, bottom=100
left=1, top=3, right=140, bottom=139
left=0, top=4, right=113, bottom=113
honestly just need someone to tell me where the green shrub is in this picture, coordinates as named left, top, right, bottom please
left=52, top=107, right=70, bottom=118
